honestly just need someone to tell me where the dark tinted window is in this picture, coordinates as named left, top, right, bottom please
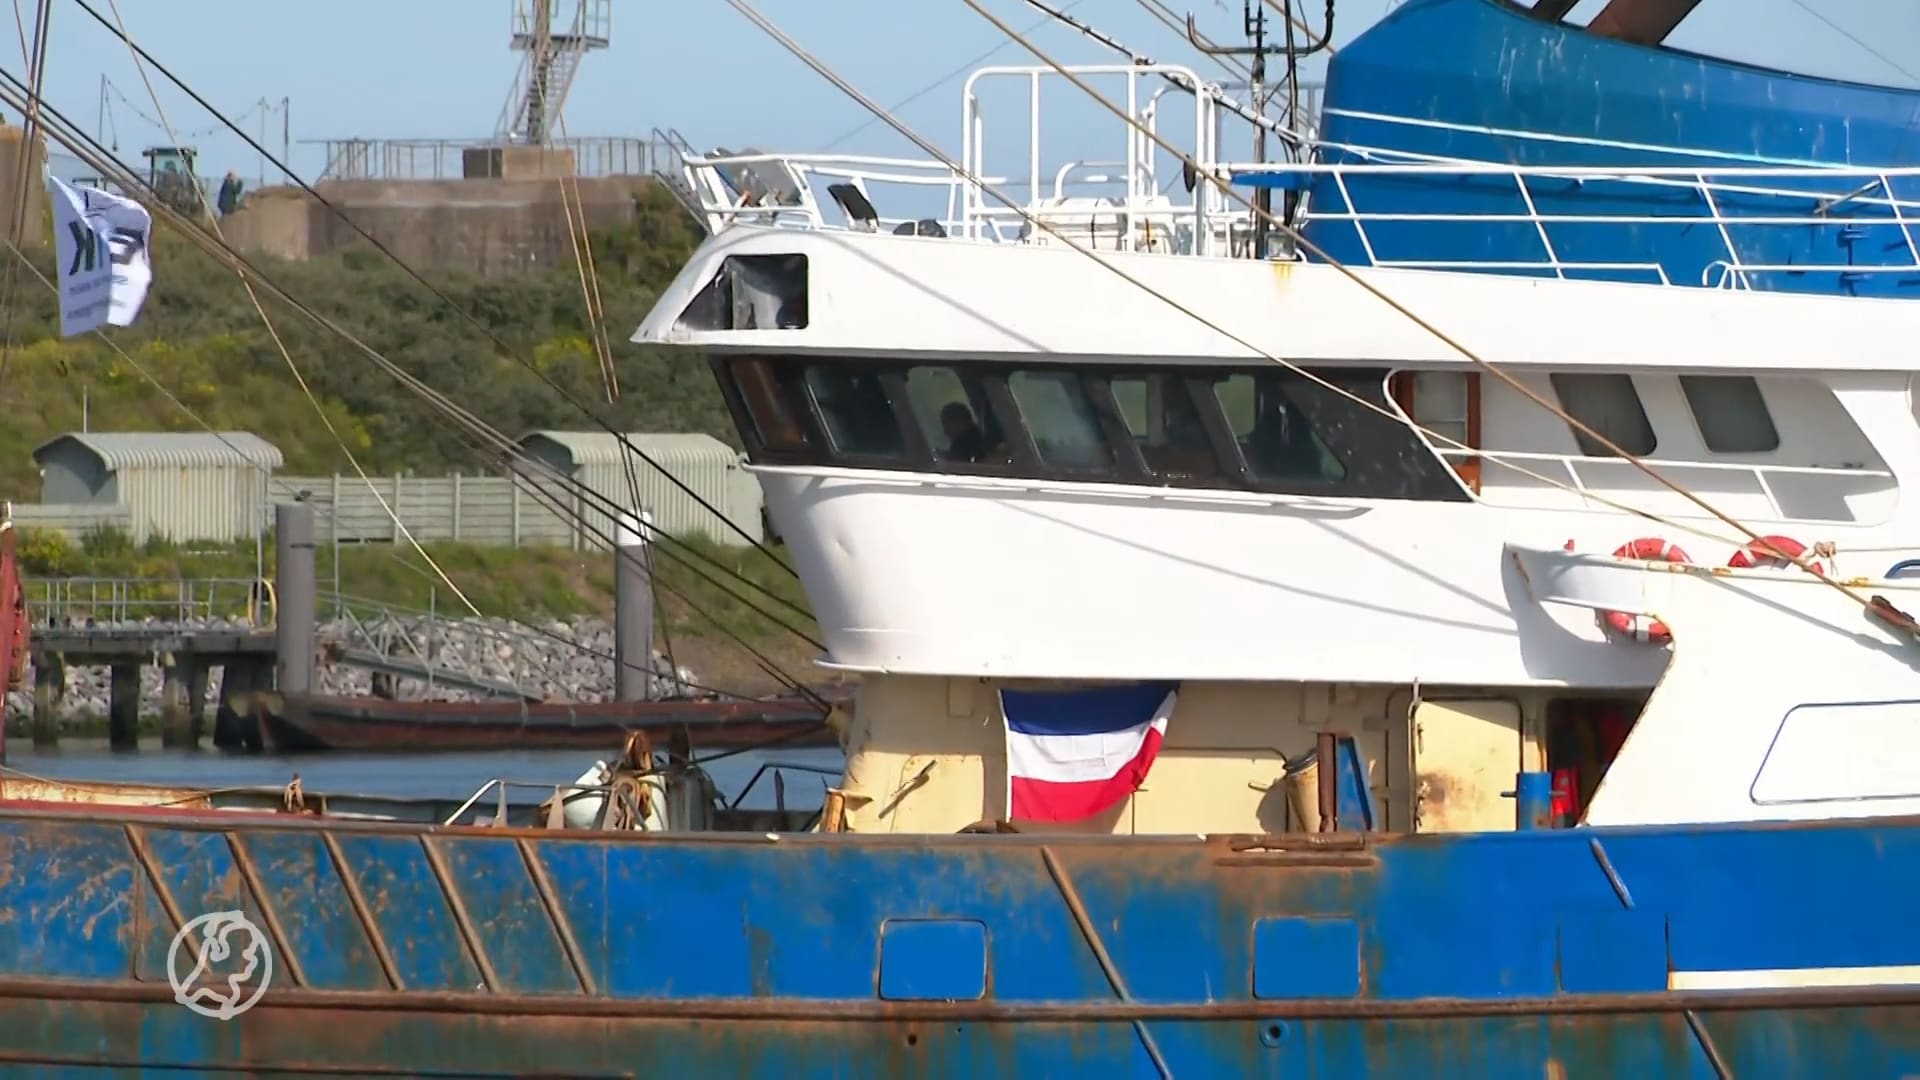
left=728, top=357, right=811, bottom=451
left=1680, top=375, right=1779, bottom=453
left=1551, top=373, right=1656, bottom=457
left=904, top=366, right=1013, bottom=466
left=1211, top=372, right=1344, bottom=484
left=804, top=365, right=904, bottom=457
left=1007, top=370, right=1112, bottom=470
left=1110, top=372, right=1224, bottom=482
left=718, top=357, right=1466, bottom=502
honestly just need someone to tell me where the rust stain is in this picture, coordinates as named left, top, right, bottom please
left=0, top=973, right=1915, bottom=1020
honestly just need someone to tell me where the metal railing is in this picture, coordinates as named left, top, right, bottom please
left=665, top=60, right=1920, bottom=290
left=444, top=777, right=612, bottom=828
left=28, top=577, right=271, bottom=627
left=308, top=136, right=667, bottom=181
left=1441, top=448, right=1896, bottom=523
left=319, top=589, right=595, bottom=701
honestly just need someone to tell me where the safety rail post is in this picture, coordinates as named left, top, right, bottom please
left=275, top=503, right=317, bottom=697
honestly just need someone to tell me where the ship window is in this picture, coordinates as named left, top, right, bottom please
left=1390, top=371, right=1481, bottom=492
left=1212, top=372, right=1345, bottom=484
left=904, top=366, right=1012, bottom=466
left=803, top=364, right=905, bottom=458
left=1550, top=373, right=1656, bottom=457
left=728, top=357, right=812, bottom=452
left=1406, top=373, right=1471, bottom=447
left=1007, top=371, right=1113, bottom=470
left=1680, top=375, right=1779, bottom=453
left=1109, top=372, right=1222, bottom=481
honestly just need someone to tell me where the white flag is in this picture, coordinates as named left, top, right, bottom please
left=48, top=175, right=153, bottom=337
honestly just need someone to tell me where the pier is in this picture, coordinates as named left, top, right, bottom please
left=7, top=504, right=836, bottom=757
left=28, top=615, right=275, bottom=750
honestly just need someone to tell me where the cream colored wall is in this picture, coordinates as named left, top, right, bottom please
left=835, top=675, right=1428, bottom=835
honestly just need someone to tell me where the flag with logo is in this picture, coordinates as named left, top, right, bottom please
left=48, top=175, right=153, bottom=337
left=1001, top=681, right=1179, bottom=822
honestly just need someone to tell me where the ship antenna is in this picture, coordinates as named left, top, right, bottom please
left=1185, top=1, right=1334, bottom=257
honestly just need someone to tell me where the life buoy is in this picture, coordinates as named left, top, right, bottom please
left=1602, top=537, right=1690, bottom=643
left=1727, top=534, right=1820, bottom=575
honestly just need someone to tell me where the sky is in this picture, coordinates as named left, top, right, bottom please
left=26, top=0, right=1920, bottom=189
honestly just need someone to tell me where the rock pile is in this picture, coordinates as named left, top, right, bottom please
left=2, top=614, right=700, bottom=726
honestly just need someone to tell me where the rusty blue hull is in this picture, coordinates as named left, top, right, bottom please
left=1, top=808, right=1917, bottom=1076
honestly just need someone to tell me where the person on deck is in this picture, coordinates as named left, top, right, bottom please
left=216, top=171, right=244, bottom=217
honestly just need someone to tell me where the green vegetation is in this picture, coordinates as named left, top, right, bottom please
left=1, top=184, right=824, bottom=681
left=0, top=184, right=731, bottom=494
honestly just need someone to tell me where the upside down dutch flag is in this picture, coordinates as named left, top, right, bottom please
left=1001, top=681, right=1179, bottom=823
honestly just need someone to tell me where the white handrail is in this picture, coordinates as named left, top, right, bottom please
left=1437, top=448, right=1891, bottom=479
left=1438, top=448, right=1892, bottom=521
left=657, top=62, right=1920, bottom=292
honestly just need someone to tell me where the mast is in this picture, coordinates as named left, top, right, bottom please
left=1185, top=3, right=1286, bottom=258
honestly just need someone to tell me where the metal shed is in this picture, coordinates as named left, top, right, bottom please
left=512, top=432, right=764, bottom=549
left=32, top=431, right=283, bottom=544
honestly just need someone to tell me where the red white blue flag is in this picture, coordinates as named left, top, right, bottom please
left=1001, top=681, right=1179, bottom=823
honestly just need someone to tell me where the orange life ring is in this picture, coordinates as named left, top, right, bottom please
left=1602, top=537, right=1690, bottom=643
left=1727, top=534, right=1820, bottom=574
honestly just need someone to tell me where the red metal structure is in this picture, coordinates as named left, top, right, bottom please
left=0, top=523, right=28, bottom=762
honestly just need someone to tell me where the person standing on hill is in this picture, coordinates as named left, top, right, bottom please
left=216, top=171, right=244, bottom=217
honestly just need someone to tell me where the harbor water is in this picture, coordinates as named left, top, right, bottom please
left=2, top=740, right=845, bottom=813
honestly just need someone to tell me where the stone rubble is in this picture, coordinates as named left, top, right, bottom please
left=2, top=614, right=700, bottom=726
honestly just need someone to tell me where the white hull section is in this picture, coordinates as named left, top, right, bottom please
left=1512, top=545, right=1920, bottom=826
left=763, top=463, right=1920, bottom=688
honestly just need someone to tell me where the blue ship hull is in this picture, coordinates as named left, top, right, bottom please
left=3, top=806, right=1918, bottom=1075
left=1299, top=0, right=1920, bottom=296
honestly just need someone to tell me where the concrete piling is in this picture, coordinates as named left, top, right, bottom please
left=275, top=502, right=317, bottom=698
left=614, top=510, right=655, bottom=703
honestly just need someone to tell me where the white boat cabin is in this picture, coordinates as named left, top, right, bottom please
left=636, top=64, right=1920, bottom=837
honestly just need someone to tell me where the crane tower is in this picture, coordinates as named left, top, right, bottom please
left=498, top=0, right=610, bottom=146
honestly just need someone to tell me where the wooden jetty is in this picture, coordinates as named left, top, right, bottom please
left=4, top=503, right=841, bottom=759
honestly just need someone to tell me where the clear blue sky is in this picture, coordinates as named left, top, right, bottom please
left=28, top=0, right=1920, bottom=186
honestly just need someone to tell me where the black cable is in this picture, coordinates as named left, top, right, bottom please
left=0, top=70, right=827, bottom=696
left=0, top=0, right=52, bottom=395
left=67, top=0, right=797, bottom=575
left=0, top=56, right=813, bottom=630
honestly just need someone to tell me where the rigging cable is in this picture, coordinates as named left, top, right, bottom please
left=98, top=0, right=496, bottom=628
left=821, top=0, right=1090, bottom=152
left=0, top=239, right=766, bottom=700
left=549, top=107, right=621, bottom=404
left=0, top=0, right=49, bottom=397
left=719, top=0, right=1874, bottom=615
left=0, top=70, right=829, bottom=695
left=974, top=0, right=1882, bottom=593
left=70, top=0, right=794, bottom=573
left=1784, top=0, right=1918, bottom=86
left=544, top=104, right=683, bottom=684
left=75, top=0, right=814, bottom=632
left=963, top=0, right=1872, bottom=599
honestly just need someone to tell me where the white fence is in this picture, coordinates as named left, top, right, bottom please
left=277, top=472, right=763, bottom=549
left=7, top=502, right=133, bottom=541
left=11, top=469, right=766, bottom=551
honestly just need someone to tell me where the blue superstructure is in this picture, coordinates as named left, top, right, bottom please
left=1, top=807, right=1918, bottom=1074
left=1259, top=0, right=1920, bottom=296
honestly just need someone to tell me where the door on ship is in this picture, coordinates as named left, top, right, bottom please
left=1411, top=697, right=1528, bottom=833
